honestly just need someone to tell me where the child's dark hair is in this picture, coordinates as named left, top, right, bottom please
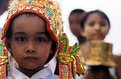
left=80, top=10, right=110, bottom=29
left=70, top=9, right=85, bottom=15
left=69, top=9, right=85, bottom=21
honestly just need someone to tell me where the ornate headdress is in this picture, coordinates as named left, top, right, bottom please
left=0, top=41, right=8, bottom=79
left=2, top=0, right=64, bottom=63
left=1, top=0, right=86, bottom=79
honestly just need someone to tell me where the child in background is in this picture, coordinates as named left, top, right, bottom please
left=79, top=10, right=118, bottom=79
left=0, top=0, right=86, bottom=79
left=69, top=9, right=86, bottom=45
left=80, top=10, right=110, bottom=60
left=80, top=10, right=110, bottom=41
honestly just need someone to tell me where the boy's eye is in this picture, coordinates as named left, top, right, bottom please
left=35, top=37, right=46, bottom=42
left=15, top=37, right=27, bottom=42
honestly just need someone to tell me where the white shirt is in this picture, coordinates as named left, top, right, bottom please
left=7, top=67, right=59, bottom=79
left=7, top=54, right=59, bottom=79
left=47, top=56, right=57, bottom=74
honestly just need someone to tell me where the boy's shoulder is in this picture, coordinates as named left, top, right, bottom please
left=46, top=75, right=59, bottom=79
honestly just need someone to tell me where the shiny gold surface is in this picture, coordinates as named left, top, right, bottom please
left=84, top=40, right=116, bottom=67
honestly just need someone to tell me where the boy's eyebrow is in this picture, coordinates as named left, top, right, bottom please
left=36, top=32, right=51, bottom=39
left=14, top=32, right=26, bottom=35
left=14, top=32, right=48, bottom=35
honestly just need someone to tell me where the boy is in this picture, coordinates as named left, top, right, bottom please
left=0, top=0, right=86, bottom=79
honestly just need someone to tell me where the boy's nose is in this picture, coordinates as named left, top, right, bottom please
left=25, top=41, right=37, bottom=53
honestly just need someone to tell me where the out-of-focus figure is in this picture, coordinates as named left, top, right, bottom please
left=69, top=9, right=86, bottom=45
left=79, top=10, right=118, bottom=79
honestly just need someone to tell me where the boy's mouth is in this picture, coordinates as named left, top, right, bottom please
left=24, top=56, right=38, bottom=60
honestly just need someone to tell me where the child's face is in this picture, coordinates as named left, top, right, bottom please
left=82, top=13, right=109, bottom=40
left=7, top=14, right=52, bottom=70
left=69, top=13, right=84, bottom=37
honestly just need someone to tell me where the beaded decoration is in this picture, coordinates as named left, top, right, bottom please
left=0, top=41, right=8, bottom=79
left=2, top=0, right=63, bottom=44
left=58, top=33, right=87, bottom=79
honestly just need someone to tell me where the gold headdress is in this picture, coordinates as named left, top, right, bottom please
left=2, top=0, right=63, bottom=63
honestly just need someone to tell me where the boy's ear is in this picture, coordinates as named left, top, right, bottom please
left=5, top=38, right=11, bottom=52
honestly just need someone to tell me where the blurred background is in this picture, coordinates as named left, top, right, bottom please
left=61, top=0, right=121, bottom=55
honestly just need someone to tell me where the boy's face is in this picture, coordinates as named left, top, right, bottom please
left=7, top=14, right=52, bottom=70
left=69, top=13, right=84, bottom=37
left=82, top=13, right=109, bottom=40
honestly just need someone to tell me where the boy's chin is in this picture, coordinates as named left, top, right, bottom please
left=20, top=64, right=44, bottom=71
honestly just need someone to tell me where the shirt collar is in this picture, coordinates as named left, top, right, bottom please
left=10, top=66, right=53, bottom=79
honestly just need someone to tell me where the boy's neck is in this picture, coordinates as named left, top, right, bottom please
left=18, top=66, right=44, bottom=78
